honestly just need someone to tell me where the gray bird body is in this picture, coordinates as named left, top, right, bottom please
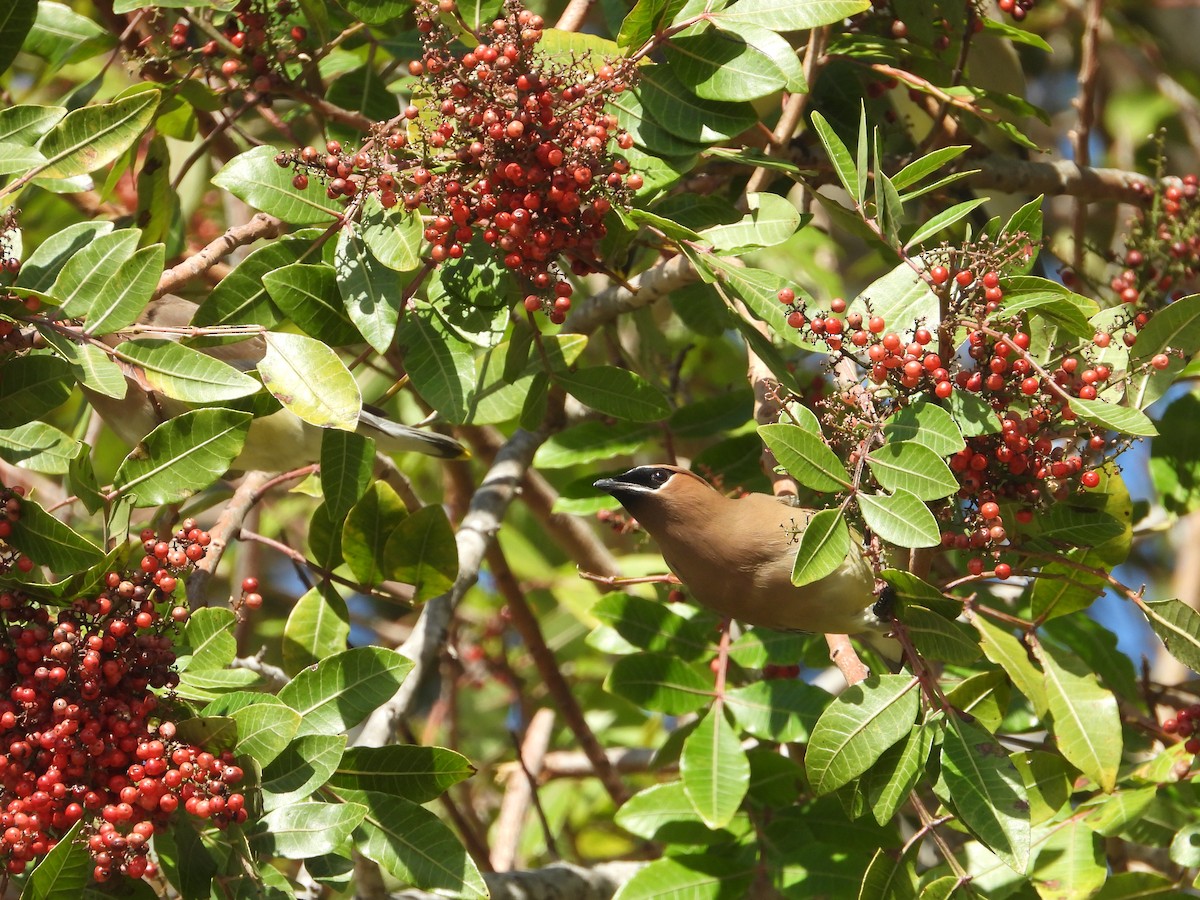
left=595, top=465, right=890, bottom=639
left=83, top=295, right=465, bottom=470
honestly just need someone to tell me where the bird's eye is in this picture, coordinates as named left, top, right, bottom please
left=648, top=469, right=670, bottom=488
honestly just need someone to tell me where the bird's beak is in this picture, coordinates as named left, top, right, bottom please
left=593, top=477, right=620, bottom=493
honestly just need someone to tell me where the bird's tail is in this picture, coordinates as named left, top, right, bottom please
left=358, top=408, right=468, bottom=460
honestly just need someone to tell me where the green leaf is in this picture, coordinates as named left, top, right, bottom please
left=36, top=90, right=158, bottom=179
left=702, top=192, right=802, bottom=251
left=1151, top=392, right=1200, bottom=515
left=134, top=135, right=172, bottom=247
left=282, top=584, right=350, bottom=676
left=859, top=847, right=918, bottom=900
left=278, top=646, right=414, bottom=737
left=251, top=801, right=367, bottom=859
left=946, top=388, right=1002, bottom=437
left=229, top=702, right=302, bottom=768
left=257, top=331, right=361, bottom=431
left=758, top=422, right=849, bottom=492
left=21, top=820, right=86, bottom=900
left=534, top=420, right=656, bottom=469
left=716, top=263, right=812, bottom=349
left=1069, top=397, right=1157, bottom=436
left=850, top=260, right=940, bottom=342
left=1031, top=820, right=1104, bottom=900
left=902, top=605, right=980, bottom=664
left=1011, top=751, right=1071, bottom=827
left=791, top=508, right=850, bottom=587
left=16, top=221, right=111, bottom=293
left=112, top=408, right=252, bottom=506
left=260, top=734, right=346, bottom=812
left=213, top=145, right=341, bottom=224
left=1140, top=599, right=1200, bottom=673
left=937, top=718, right=1030, bottom=874
left=590, top=593, right=713, bottom=659
left=39, top=330, right=126, bottom=400
left=612, top=854, right=755, bottom=900
left=25, top=3, right=113, bottom=69
left=1092, top=873, right=1180, bottom=899
left=79, top=242, right=164, bottom=335
left=865, top=725, right=931, bottom=827
left=557, top=367, right=671, bottom=422
left=52, top=228, right=139, bottom=318
left=116, top=339, right=260, bottom=402
left=1128, top=293, right=1200, bottom=407
left=330, top=745, right=475, bottom=802
left=0, top=0, right=38, bottom=79
left=335, top=223, right=403, bottom=354
left=665, top=23, right=789, bottom=102
left=0, top=421, right=78, bottom=474
left=605, top=652, right=713, bottom=714
left=882, top=401, right=965, bottom=457
left=618, top=0, right=688, bottom=49
left=725, top=679, right=828, bottom=742
left=8, top=495, right=102, bottom=572
left=0, top=355, right=72, bottom=428
left=394, top=310, right=476, bottom=423
left=804, top=674, right=920, bottom=795
left=342, top=481, right=409, bottom=587
left=716, top=0, right=871, bottom=31
left=904, top=198, right=988, bottom=249
left=639, top=64, right=758, bottom=143
left=714, top=20, right=808, bottom=92
left=810, top=110, right=859, bottom=202
left=681, top=706, right=750, bottom=828
left=867, top=441, right=958, bottom=500
left=262, top=263, right=361, bottom=347
left=615, top=782, right=730, bottom=843
left=194, top=236, right=311, bottom=327
left=180, top=607, right=237, bottom=672
left=382, top=504, right=458, bottom=604
left=974, top=614, right=1048, bottom=717
left=890, top=146, right=971, bottom=191
left=342, top=791, right=489, bottom=899
left=359, top=195, right=423, bottom=272
left=857, top=489, right=940, bottom=547
left=320, top=429, right=373, bottom=521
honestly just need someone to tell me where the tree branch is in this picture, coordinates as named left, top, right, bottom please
left=155, top=213, right=288, bottom=299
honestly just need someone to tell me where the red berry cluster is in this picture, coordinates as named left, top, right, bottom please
left=852, top=4, right=979, bottom=55
left=1113, top=174, right=1200, bottom=318
left=0, top=486, right=33, bottom=576
left=236, top=576, right=263, bottom=615
left=276, top=0, right=641, bottom=322
left=137, top=0, right=307, bottom=95
left=0, top=520, right=246, bottom=882
left=997, top=0, right=1037, bottom=21
left=774, top=236, right=1152, bottom=573
left=1163, top=704, right=1200, bottom=756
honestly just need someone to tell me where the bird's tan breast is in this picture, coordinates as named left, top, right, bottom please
left=655, top=493, right=877, bottom=634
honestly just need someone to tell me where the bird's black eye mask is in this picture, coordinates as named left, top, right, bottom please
left=616, top=467, right=672, bottom=490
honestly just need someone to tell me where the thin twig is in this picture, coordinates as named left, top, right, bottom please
left=491, top=708, right=558, bottom=872
left=487, top=543, right=629, bottom=804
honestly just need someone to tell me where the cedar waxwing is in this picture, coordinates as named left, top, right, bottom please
left=83, top=294, right=465, bottom=472
left=594, top=465, right=896, bottom=649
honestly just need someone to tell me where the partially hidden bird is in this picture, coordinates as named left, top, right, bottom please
left=594, top=464, right=896, bottom=652
left=83, top=294, right=465, bottom=472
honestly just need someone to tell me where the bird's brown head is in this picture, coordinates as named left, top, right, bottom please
left=593, top=465, right=718, bottom=532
